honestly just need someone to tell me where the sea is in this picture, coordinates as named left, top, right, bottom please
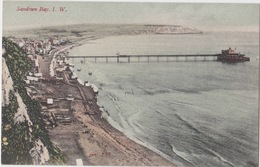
left=68, top=31, right=259, bottom=167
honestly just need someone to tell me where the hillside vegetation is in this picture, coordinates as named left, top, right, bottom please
left=2, top=37, right=65, bottom=165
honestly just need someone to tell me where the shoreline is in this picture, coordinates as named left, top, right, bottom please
left=63, top=39, right=177, bottom=165
left=36, top=38, right=176, bottom=166
left=71, top=63, right=178, bottom=165
left=63, top=41, right=178, bottom=165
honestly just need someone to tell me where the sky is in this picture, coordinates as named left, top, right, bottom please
left=2, top=1, right=259, bottom=31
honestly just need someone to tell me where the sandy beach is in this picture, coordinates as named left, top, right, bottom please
left=34, top=41, right=176, bottom=166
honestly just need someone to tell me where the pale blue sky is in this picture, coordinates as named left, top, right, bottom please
left=3, top=2, right=259, bottom=31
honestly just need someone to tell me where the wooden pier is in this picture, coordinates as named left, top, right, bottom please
left=66, top=54, right=221, bottom=63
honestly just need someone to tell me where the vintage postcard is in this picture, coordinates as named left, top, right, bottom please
left=1, top=1, right=259, bottom=166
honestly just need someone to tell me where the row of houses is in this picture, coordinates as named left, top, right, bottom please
left=8, top=36, right=69, bottom=55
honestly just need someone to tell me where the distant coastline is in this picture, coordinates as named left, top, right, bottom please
left=3, top=24, right=203, bottom=38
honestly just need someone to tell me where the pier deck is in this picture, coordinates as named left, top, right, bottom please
left=66, top=54, right=221, bottom=63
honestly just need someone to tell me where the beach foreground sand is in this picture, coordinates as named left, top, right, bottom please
left=34, top=43, right=176, bottom=166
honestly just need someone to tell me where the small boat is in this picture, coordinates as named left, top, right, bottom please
left=217, top=48, right=250, bottom=62
left=84, top=81, right=90, bottom=86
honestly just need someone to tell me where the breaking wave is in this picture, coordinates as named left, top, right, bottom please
left=204, top=148, right=236, bottom=167
left=174, top=114, right=202, bottom=134
left=170, top=144, right=196, bottom=166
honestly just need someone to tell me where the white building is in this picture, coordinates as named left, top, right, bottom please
left=47, top=98, right=53, bottom=105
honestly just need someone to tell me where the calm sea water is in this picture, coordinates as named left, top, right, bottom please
left=69, top=31, right=259, bottom=167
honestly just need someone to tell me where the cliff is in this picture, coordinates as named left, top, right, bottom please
left=155, top=25, right=202, bottom=34
left=2, top=37, right=64, bottom=165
